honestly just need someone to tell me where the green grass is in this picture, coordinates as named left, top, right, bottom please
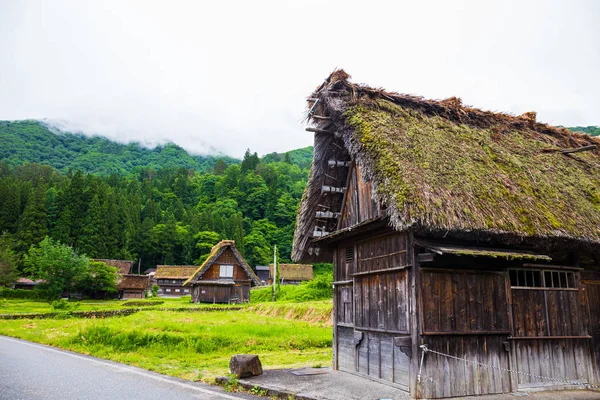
left=0, top=296, right=240, bottom=315
left=250, top=273, right=333, bottom=303
left=0, top=301, right=332, bottom=382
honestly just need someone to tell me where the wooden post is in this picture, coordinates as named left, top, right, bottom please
left=272, top=245, right=277, bottom=302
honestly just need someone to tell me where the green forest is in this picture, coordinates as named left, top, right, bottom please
left=0, top=120, right=313, bottom=279
left=567, top=125, right=600, bottom=136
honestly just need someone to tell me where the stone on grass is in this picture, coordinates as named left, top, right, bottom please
left=229, top=354, right=263, bottom=378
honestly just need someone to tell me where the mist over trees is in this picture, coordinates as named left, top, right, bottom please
left=0, top=127, right=313, bottom=277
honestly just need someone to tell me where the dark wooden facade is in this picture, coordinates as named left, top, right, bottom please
left=118, top=274, right=149, bottom=299
left=185, top=240, right=260, bottom=304
left=325, top=164, right=599, bottom=398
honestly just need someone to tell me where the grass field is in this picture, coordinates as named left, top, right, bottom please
left=0, top=296, right=235, bottom=314
left=0, top=297, right=333, bottom=383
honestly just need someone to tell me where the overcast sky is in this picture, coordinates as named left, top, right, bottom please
left=0, top=1, right=598, bottom=158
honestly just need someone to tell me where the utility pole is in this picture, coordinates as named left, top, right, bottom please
left=272, top=245, right=277, bottom=302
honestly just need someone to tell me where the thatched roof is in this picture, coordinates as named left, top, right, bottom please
left=154, top=266, right=197, bottom=279
left=293, top=70, right=600, bottom=262
left=118, top=274, right=149, bottom=290
left=270, top=264, right=314, bottom=281
left=183, top=240, right=261, bottom=286
left=94, top=259, right=134, bottom=275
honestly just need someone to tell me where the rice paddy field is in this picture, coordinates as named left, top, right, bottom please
left=0, top=297, right=333, bottom=383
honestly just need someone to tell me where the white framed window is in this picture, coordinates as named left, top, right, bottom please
left=219, top=265, right=234, bottom=278
left=184, top=289, right=190, bottom=293
left=172, top=280, right=176, bottom=283
left=175, top=289, right=180, bottom=293
left=166, top=288, right=171, bottom=292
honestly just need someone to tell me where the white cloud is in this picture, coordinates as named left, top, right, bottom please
left=0, top=0, right=598, bottom=157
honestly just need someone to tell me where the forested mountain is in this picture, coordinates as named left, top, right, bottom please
left=0, top=120, right=314, bottom=273
left=0, top=120, right=239, bottom=174
left=567, top=126, right=600, bottom=136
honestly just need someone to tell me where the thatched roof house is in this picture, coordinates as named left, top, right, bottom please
left=94, top=259, right=135, bottom=276
left=269, top=264, right=313, bottom=285
left=154, top=265, right=197, bottom=296
left=155, top=266, right=197, bottom=280
left=184, top=240, right=260, bottom=303
left=292, top=70, right=600, bottom=399
left=118, top=274, right=149, bottom=299
left=293, top=70, right=600, bottom=263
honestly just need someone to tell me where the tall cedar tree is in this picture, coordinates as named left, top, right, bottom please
left=17, top=181, right=48, bottom=254
left=0, top=234, right=19, bottom=287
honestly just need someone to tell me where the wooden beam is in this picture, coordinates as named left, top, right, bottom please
left=321, top=185, right=345, bottom=193
left=311, top=115, right=331, bottom=121
left=328, top=160, right=351, bottom=167
left=306, top=127, right=334, bottom=134
left=306, top=97, right=319, bottom=102
left=543, top=144, right=597, bottom=154
left=561, top=145, right=597, bottom=154
left=316, top=211, right=340, bottom=219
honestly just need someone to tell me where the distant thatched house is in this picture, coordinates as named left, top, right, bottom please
left=184, top=240, right=260, bottom=303
left=293, top=70, right=600, bottom=398
left=269, top=264, right=313, bottom=285
left=94, top=259, right=135, bottom=276
left=154, top=266, right=196, bottom=296
left=118, top=274, right=149, bottom=299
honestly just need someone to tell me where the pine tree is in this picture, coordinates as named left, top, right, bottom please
left=17, top=182, right=48, bottom=254
left=0, top=181, right=21, bottom=233
left=79, top=194, right=106, bottom=258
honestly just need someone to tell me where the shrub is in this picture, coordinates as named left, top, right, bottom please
left=0, top=288, right=50, bottom=300
left=122, top=300, right=164, bottom=307
left=51, top=298, right=79, bottom=311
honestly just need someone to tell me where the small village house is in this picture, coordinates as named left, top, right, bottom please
left=292, top=70, right=600, bottom=399
left=118, top=274, right=149, bottom=299
left=268, top=263, right=313, bottom=285
left=13, top=277, right=43, bottom=290
left=183, top=240, right=260, bottom=303
left=154, top=266, right=196, bottom=296
left=254, top=266, right=270, bottom=285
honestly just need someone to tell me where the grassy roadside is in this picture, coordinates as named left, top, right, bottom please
left=0, top=299, right=333, bottom=383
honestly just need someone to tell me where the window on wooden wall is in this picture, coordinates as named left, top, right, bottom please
left=219, top=265, right=234, bottom=278
left=509, top=268, right=577, bottom=289
left=345, top=247, right=354, bottom=263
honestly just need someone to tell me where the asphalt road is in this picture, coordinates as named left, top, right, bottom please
left=0, top=335, right=261, bottom=400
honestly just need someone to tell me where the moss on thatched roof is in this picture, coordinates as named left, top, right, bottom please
left=270, top=264, right=313, bottom=281
left=119, top=274, right=149, bottom=290
left=94, top=259, right=134, bottom=275
left=293, top=70, right=600, bottom=262
left=154, top=266, right=197, bottom=279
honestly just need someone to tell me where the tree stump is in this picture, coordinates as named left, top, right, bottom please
left=229, top=354, right=263, bottom=378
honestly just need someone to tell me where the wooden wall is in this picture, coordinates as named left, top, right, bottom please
left=418, top=264, right=596, bottom=397
left=338, top=163, right=382, bottom=230
left=421, top=270, right=509, bottom=335
left=333, top=232, right=411, bottom=390
left=419, top=269, right=511, bottom=398
left=583, top=270, right=600, bottom=385
left=421, top=335, right=511, bottom=398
